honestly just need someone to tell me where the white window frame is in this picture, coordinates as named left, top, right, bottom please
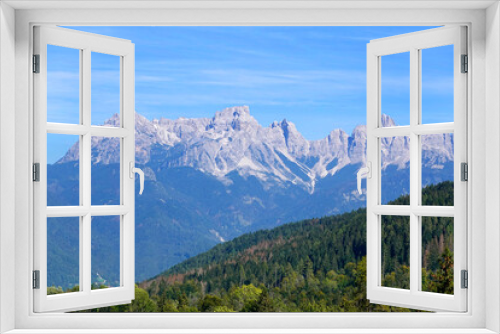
left=366, top=26, right=468, bottom=312
left=1, top=2, right=498, bottom=333
left=33, top=25, right=136, bottom=313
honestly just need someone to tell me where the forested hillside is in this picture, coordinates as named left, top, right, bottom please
left=80, top=181, right=454, bottom=313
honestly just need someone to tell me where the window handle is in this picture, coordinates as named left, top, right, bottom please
left=129, top=162, right=145, bottom=195
left=356, top=162, right=372, bottom=195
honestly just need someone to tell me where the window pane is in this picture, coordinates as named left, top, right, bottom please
left=47, top=134, right=80, bottom=206
left=381, top=215, right=410, bottom=289
left=91, top=216, right=120, bottom=288
left=421, top=217, right=454, bottom=295
left=381, top=136, right=410, bottom=205
left=381, top=52, right=410, bottom=127
left=47, top=217, right=80, bottom=295
left=421, top=45, right=454, bottom=124
left=421, top=134, right=454, bottom=206
left=91, top=52, right=121, bottom=127
left=47, top=45, right=80, bottom=124
left=91, top=137, right=121, bottom=206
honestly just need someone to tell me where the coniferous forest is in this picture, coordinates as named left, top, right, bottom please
left=65, top=181, right=454, bottom=312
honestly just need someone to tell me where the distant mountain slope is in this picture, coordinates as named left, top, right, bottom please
left=137, top=182, right=454, bottom=312
left=47, top=107, right=454, bottom=288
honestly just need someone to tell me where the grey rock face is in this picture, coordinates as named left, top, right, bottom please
left=58, top=106, right=454, bottom=192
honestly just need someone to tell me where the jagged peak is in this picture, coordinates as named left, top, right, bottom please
left=268, top=118, right=298, bottom=132
left=381, top=114, right=397, bottom=127
left=103, top=111, right=153, bottom=128
left=104, top=113, right=121, bottom=127
left=351, top=124, right=367, bottom=137
left=328, top=128, right=347, bottom=137
left=135, top=111, right=151, bottom=124
left=213, top=106, right=251, bottom=120
left=281, top=119, right=300, bottom=134
left=270, top=120, right=280, bottom=128
left=208, top=106, right=259, bottom=132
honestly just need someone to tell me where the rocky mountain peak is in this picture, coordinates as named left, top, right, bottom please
left=277, top=119, right=308, bottom=157
left=381, top=114, right=397, bottom=127
left=104, top=113, right=121, bottom=127
left=215, top=105, right=250, bottom=118
left=278, top=119, right=295, bottom=137
left=270, top=120, right=280, bottom=128
left=280, top=118, right=290, bottom=127
left=208, top=106, right=258, bottom=132
left=348, top=125, right=367, bottom=165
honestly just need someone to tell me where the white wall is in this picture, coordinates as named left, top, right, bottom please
left=3, top=4, right=496, bottom=332
left=486, top=2, right=500, bottom=333
left=0, top=2, right=16, bottom=333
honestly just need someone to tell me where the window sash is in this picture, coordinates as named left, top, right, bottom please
left=366, top=26, right=468, bottom=312
left=32, top=25, right=136, bottom=313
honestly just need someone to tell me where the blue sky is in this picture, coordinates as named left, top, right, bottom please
left=47, top=26, right=453, bottom=163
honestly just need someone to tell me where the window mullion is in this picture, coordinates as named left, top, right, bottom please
left=409, top=47, right=420, bottom=294
left=81, top=47, right=92, bottom=294
left=81, top=214, right=91, bottom=294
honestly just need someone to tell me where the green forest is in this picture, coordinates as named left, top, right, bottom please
left=54, top=181, right=454, bottom=312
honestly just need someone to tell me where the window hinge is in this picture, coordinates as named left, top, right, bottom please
left=461, top=162, right=468, bottom=181
left=33, top=270, right=40, bottom=289
left=33, top=163, right=40, bottom=182
left=461, top=270, right=468, bottom=289
left=33, top=54, right=40, bottom=73
left=461, top=54, right=468, bottom=73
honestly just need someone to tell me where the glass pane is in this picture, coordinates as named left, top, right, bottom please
left=47, top=217, right=80, bottom=295
left=421, top=134, right=454, bottom=206
left=47, top=134, right=80, bottom=206
left=421, top=45, right=454, bottom=124
left=91, top=137, right=121, bottom=206
left=91, top=216, right=120, bottom=288
left=47, top=45, right=80, bottom=124
left=421, top=217, right=454, bottom=295
left=381, top=52, right=410, bottom=127
left=91, top=52, right=121, bottom=127
left=381, top=136, right=410, bottom=205
left=381, top=215, right=410, bottom=289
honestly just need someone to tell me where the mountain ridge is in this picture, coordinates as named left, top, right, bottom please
left=59, top=106, right=453, bottom=194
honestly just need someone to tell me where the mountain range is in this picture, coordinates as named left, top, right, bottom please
left=47, top=106, right=454, bottom=287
